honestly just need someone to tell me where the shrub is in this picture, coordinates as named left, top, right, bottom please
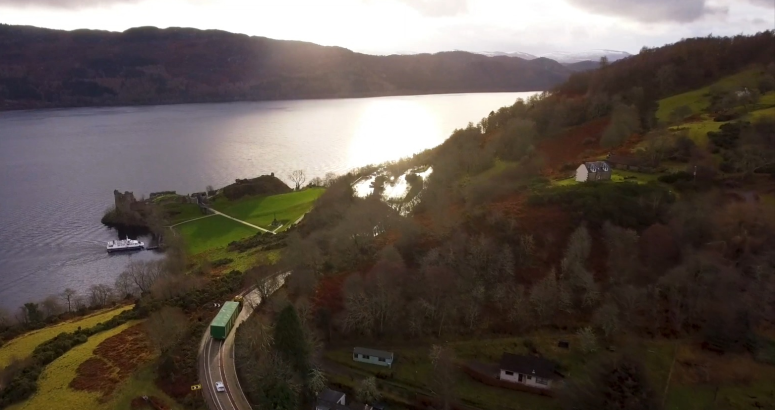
left=658, top=171, right=693, bottom=184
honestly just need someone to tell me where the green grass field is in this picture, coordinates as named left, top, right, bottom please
left=656, top=69, right=763, bottom=122
left=163, top=202, right=206, bottom=225
left=212, top=188, right=324, bottom=230
left=0, top=305, right=134, bottom=367
left=175, top=215, right=258, bottom=255
left=7, top=321, right=138, bottom=410
left=106, top=362, right=182, bottom=410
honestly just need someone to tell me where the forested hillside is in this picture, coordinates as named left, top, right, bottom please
left=267, top=31, right=775, bottom=410
left=0, top=24, right=570, bottom=111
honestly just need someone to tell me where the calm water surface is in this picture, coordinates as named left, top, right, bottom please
left=0, top=92, right=538, bottom=310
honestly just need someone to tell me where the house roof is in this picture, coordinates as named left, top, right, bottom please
left=318, top=389, right=345, bottom=405
left=583, top=161, right=610, bottom=173
left=354, top=347, right=393, bottom=359
left=499, top=353, right=559, bottom=379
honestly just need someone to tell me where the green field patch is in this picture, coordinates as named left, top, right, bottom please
left=750, top=106, right=775, bottom=121
left=105, top=362, right=182, bottom=410
left=176, top=215, right=258, bottom=255
left=163, top=202, right=206, bottom=225
left=211, top=188, right=324, bottom=230
left=657, top=69, right=763, bottom=122
left=0, top=305, right=133, bottom=368
left=7, top=321, right=138, bottom=410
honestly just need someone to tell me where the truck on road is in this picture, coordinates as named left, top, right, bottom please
left=210, top=301, right=241, bottom=340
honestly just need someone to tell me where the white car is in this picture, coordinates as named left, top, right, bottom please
left=215, top=381, right=226, bottom=392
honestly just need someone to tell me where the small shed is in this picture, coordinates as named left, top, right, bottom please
left=575, top=161, right=612, bottom=182
left=353, top=347, right=394, bottom=368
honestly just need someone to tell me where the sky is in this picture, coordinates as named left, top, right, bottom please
left=0, top=0, right=772, bottom=55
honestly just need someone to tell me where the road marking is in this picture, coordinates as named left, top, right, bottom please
left=205, top=337, right=226, bottom=410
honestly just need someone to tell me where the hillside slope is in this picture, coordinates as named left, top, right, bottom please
left=0, top=25, right=571, bottom=111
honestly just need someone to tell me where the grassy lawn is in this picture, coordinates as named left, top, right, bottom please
left=552, top=170, right=661, bottom=187
left=0, top=305, right=134, bottom=367
left=175, top=215, right=258, bottom=255
left=191, top=245, right=281, bottom=272
left=669, top=116, right=721, bottom=147
left=211, top=188, right=324, bottom=230
left=656, top=69, right=763, bottom=122
left=163, top=202, right=206, bottom=225
left=750, top=106, right=775, bottom=121
left=8, top=321, right=138, bottom=410
left=106, top=362, right=182, bottom=410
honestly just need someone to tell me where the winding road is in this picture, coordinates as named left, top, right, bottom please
left=198, top=273, right=289, bottom=410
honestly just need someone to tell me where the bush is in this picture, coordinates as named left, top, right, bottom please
left=658, top=171, right=693, bottom=184
left=528, top=182, right=674, bottom=230
left=211, top=258, right=234, bottom=268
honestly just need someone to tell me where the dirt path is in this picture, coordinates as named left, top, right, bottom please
left=206, top=208, right=275, bottom=234
left=168, top=214, right=216, bottom=228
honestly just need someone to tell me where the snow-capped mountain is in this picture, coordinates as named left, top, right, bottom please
left=537, top=49, right=631, bottom=64
left=477, top=51, right=539, bottom=60
left=470, top=49, right=632, bottom=64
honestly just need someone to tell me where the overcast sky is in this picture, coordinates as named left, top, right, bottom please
left=0, top=0, right=772, bottom=55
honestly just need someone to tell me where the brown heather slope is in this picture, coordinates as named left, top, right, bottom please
left=0, top=24, right=572, bottom=111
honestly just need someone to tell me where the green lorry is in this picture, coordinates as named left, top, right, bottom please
left=210, top=301, right=241, bottom=340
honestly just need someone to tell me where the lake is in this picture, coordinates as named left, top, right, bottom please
left=0, top=91, right=538, bottom=311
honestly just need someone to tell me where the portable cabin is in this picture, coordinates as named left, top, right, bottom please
left=210, top=301, right=240, bottom=340
left=353, top=347, right=394, bottom=368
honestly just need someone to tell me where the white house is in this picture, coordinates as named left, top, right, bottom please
left=575, top=161, right=612, bottom=182
left=498, top=353, right=560, bottom=390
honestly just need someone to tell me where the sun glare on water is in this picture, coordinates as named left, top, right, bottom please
left=347, top=99, right=442, bottom=169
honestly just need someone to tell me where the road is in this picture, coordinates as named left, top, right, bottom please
left=199, top=273, right=289, bottom=410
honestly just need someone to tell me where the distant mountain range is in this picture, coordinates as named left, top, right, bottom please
left=474, top=49, right=632, bottom=64
left=0, top=24, right=575, bottom=111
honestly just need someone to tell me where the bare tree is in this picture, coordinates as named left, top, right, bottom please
left=530, top=269, right=559, bottom=324
left=428, top=345, right=458, bottom=410
left=577, top=326, right=598, bottom=353
left=0, top=307, right=14, bottom=329
left=144, top=306, right=189, bottom=355
left=241, top=316, right=273, bottom=354
left=114, top=272, right=135, bottom=299
left=308, top=367, right=327, bottom=397
left=60, top=288, right=77, bottom=313
left=88, top=284, right=114, bottom=308
left=41, top=295, right=63, bottom=318
left=323, top=172, right=338, bottom=187
left=289, top=170, right=306, bottom=190
left=356, top=376, right=382, bottom=403
left=592, top=301, right=620, bottom=339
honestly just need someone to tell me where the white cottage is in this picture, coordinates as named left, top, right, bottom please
left=575, top=161, right=612, bottom=182
left=498, top=353, right=560, bottom=390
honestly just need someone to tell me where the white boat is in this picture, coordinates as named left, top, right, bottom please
left=106, top=239, right=145, bottom=253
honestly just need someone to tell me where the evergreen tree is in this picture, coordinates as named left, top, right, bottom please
left=273, top=304, right=310, bottom=379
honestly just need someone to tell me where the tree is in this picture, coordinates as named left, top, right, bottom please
left=88, top=284, right=114, bottom=307
left=41, top=295, right=63, bottom=318
left=273, top=305, right=310, bottom=378
left=592, top=301, right=620, bottom=339
left=669, top=105, right=693, bottom=124
left=145, top=306, right=189, bottom=355
left=308, top=368, right=327, bottom=397
left=603, top=222, right=639, bottom=284
left=530, top=269, right=559, bottom=324
left=114, top=272, right=135, bottom=299
left=656, top=64, right=676, bottom=95
left=19, top=302, right=43, bottom=325
left=428, top=345, right=457, bottom=410
left=289, top=170, right=306, bottom=190
left=355, top=376, right=381, bottom=404
left=253, top=353, right=301, bottom=410
left=560, top=353, right=660, bottom=410
left=60, top=288, right=77, bottom=313
left=0, top=307, right=14, bottom=330
left=601, top=103, right=639, bottom=148
left=577, top=326, right=598, bottom=353
left=599, top=56, right=609, bottom=68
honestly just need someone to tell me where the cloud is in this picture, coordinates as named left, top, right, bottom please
left=746, top=0, right=774, bottom=8
left=394, top=0, right=467, bottom=17
left=0, top=0, right=140, bottom=8
left=566, top=0, right=727, bottom=22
